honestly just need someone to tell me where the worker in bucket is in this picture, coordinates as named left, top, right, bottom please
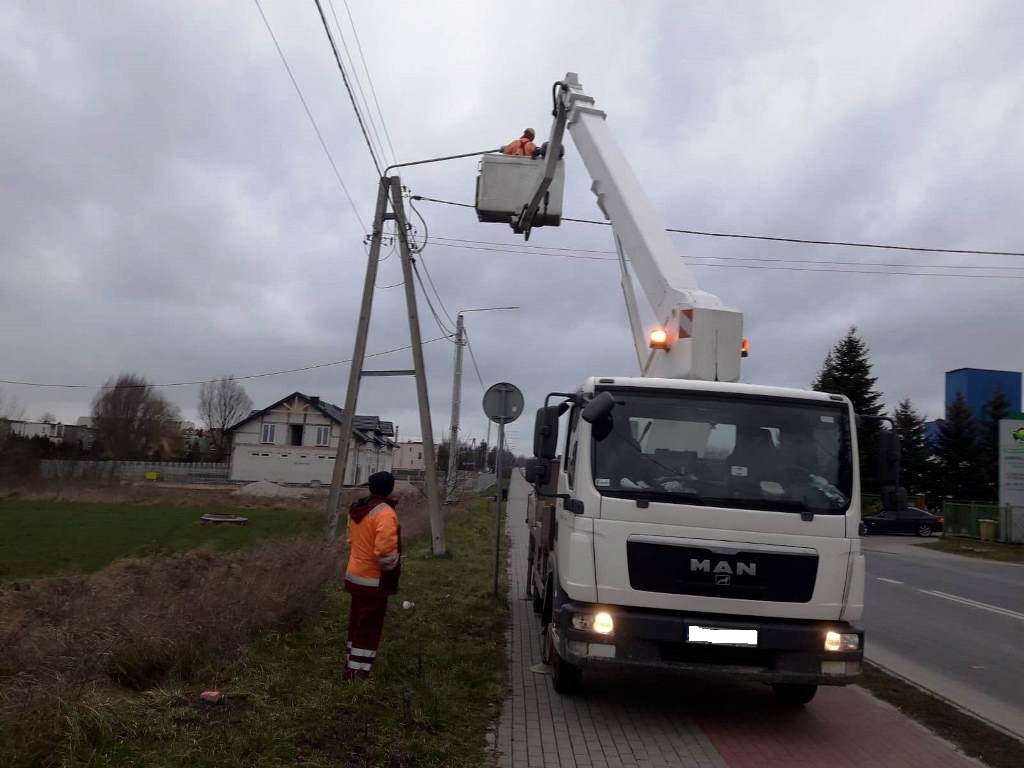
left=343, top=470, right=401, bottom=681
left=503, top=127, right=536, bottom=156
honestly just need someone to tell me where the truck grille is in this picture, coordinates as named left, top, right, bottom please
left=626, top=541, right=818, bottom=602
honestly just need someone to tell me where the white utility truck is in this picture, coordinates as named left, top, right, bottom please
left=476, top=74, right=882, bottom=705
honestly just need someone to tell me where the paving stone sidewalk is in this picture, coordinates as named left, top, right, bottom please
left=493, top=475, right=727, bottom=768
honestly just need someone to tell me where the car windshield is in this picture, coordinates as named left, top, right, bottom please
left=590, top=389, right=853, bottom=514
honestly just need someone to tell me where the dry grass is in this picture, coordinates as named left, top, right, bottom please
left=0, top=484, right=432, bottom=766
left=0, top=535, right=339, bottom=763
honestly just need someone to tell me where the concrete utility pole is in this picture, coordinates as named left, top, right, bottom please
left=326, top=175, right=445, bottom=556
left=445, top=313, right=465, bottom=502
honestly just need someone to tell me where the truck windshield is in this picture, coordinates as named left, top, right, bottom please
left=590, top=390, right=852, bottom=514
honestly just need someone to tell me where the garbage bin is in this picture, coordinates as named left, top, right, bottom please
left=978, top=519, right=997, bottom=542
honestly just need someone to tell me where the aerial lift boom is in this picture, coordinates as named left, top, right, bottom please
left=515, top=73, right=744, bottom=383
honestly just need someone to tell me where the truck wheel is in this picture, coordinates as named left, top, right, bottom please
left=546, top=622, right=582, bottom=694
left=772, top=683, right=817, bottom=706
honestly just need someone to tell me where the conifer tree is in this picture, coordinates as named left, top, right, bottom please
left=892, top=398, right=928, bottom=495
left=813, top=327, right=884, bottom=491
left=934, top=392, right=981, bottom=500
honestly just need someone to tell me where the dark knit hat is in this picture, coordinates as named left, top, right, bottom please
left=368, top=471, right=395, bottom=498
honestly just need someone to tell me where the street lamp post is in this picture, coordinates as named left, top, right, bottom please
left=445, top=306, right=519, bottom=501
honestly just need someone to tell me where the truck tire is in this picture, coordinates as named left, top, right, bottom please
left=771, top=683, right=817, bottom=706
left=545, top=622, right=583, bottom=694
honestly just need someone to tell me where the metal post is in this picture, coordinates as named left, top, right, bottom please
left=445, top=313, right=465, bottom=501
left=492, top=389, right=507, bottom=595
left=390, top=176, right=446, bottom=555
left=326, top=178, right=390, bottom=538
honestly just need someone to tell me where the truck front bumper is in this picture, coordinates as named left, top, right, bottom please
left=554, top=602, right=863, bottom=686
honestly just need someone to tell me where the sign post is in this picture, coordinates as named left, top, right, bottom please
left=483, top=382, right=524, bottom=596
left=998, top=417, right=1024, bottom=543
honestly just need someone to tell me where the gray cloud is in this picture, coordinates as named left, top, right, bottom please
left=2, top=0, right=1021, bottom=452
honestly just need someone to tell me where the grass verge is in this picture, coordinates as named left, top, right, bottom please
left=0, top=501, right=323, bottom=580
left=923, top=537, right=1024, bottom=563
left=860, top=662, right=1024, bottom=768
left=15, top=495, right=508, bottom=768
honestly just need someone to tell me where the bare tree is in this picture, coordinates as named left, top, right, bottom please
left=38, top=412, right=57, bottom=424
left=0, top=388, right=25, bottom=420
left=198, top=376, right=253, bottom=461
left=91, top=373, right=182, bottom=460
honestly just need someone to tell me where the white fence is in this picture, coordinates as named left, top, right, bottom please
left=40, top=460, right=230, bottom=483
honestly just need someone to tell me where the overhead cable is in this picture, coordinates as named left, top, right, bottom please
left=411, top=195, right=1024, bottom=258
left=428, top=237, right=1024, bottom=272
left=0, top=338, right=450, bottom=390
left=253, top=0, right=366, bottom=231
left=311, top=0, right=383, bottom=175
left=339, top=0, right=398, bottom=163
left=326, top=0, right=390, bottom=166
left=427, top=241, right=1021, bottom=280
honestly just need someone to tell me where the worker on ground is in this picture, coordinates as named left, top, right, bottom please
left=343, top=470, right=401, bottom=681
left=503, top=127, right=536, bottom=156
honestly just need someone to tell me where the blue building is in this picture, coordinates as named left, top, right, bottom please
left=945, top=368, right=1021, bottom=419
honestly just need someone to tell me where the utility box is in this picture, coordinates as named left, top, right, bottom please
left=475, top=153, right=565, bottom=227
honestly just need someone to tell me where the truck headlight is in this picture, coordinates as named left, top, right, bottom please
left=825, top=630, right=860, bottom=651
left=571, top=611, right=614, bottom=635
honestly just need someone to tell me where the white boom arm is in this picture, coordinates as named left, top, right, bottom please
left=521, top=73, right=744, bottom=382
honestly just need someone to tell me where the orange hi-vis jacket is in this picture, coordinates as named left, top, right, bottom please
left=345, top=496, right=400, bottom=589
left=504, top=136, right=536, bottom=157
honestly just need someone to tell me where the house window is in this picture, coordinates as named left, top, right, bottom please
left=289, top=424, right=303, bottom=446
left=261, top=424, right=275, bottom=443
left=316, top=426, right=330, bottom=446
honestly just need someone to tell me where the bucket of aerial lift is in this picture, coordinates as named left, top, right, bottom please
left=475, top=153, right=565, bottom=227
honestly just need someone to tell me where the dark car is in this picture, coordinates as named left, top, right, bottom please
left=859, top=506, right=944, bottom=537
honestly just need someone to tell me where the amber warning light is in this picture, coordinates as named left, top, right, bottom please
left=741, top=338, right=750, bottom=358
left=648, top=328, right=669, bottom=350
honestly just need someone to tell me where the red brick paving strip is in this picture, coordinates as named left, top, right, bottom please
left=698, top=684, right=982, bottom=768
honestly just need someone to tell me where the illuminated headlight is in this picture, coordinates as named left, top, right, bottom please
left=824, top=631, right=860, bottom=652
left=571, top=611, right=615, bottom=635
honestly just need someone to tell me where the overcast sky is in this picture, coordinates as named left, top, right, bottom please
left=2, top=0, right=1021, bottom=450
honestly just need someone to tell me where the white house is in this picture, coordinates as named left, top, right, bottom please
left=393, top=441, right=426, bottom=471
left=226, top=392, right=396, bottom=486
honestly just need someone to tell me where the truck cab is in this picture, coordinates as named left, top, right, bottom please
left=526, top=376, right=865, bottom=704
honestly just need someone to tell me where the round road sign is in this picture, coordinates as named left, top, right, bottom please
left=482, top=382, right=524, bottom=424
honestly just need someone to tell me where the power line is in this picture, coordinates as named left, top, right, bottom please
left=428, top=236, right=1024, bottom=272
left=0, top=337, right=450, bottom=390
left=253, top=0, right=366, bottom=231
left=411, top=261, right=455, bottom=337
left=412, top=195, right=1024, bottom=258
left=326, top=0, right=390, bottom=166
left=339, top=0, right=398, bottom=163
left=428, top=240, right=1022, bottom=280
left=463, top=328, right=486, bottom=390
left=311, top=0, right=383, bottom=175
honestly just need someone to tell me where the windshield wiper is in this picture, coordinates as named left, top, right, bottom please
left=701, top=496, right=817, bottom=519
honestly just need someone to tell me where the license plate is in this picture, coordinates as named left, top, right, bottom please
left=687, top=626, right=758, bottom=646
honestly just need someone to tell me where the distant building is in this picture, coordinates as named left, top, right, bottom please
left=945, top=368, right=1021, bottom=419
left=393, top=441, right=425, bottom=471
left=226, top=392, right=396, bottom=486
left=7, top=419, right=96, bottom=451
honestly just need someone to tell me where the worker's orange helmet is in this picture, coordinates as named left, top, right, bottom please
left=524, top=128, right=535, bottom=139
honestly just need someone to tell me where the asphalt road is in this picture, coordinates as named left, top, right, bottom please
left=861, top=535, right=1024, bottom=738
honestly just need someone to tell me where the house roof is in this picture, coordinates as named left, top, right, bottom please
left=226, top=391, right=396, bottom=446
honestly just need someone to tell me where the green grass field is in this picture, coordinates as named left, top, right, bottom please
left=51, top=497, right=508, bottom=768
left=0, top=501, right=324, bottom=580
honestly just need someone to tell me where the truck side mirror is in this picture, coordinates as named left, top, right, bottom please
left=533, top=405, right=562, bottom=459
left=524, top=457, right=549, bottom=485
left=581, top=391, right=616, bottom=424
